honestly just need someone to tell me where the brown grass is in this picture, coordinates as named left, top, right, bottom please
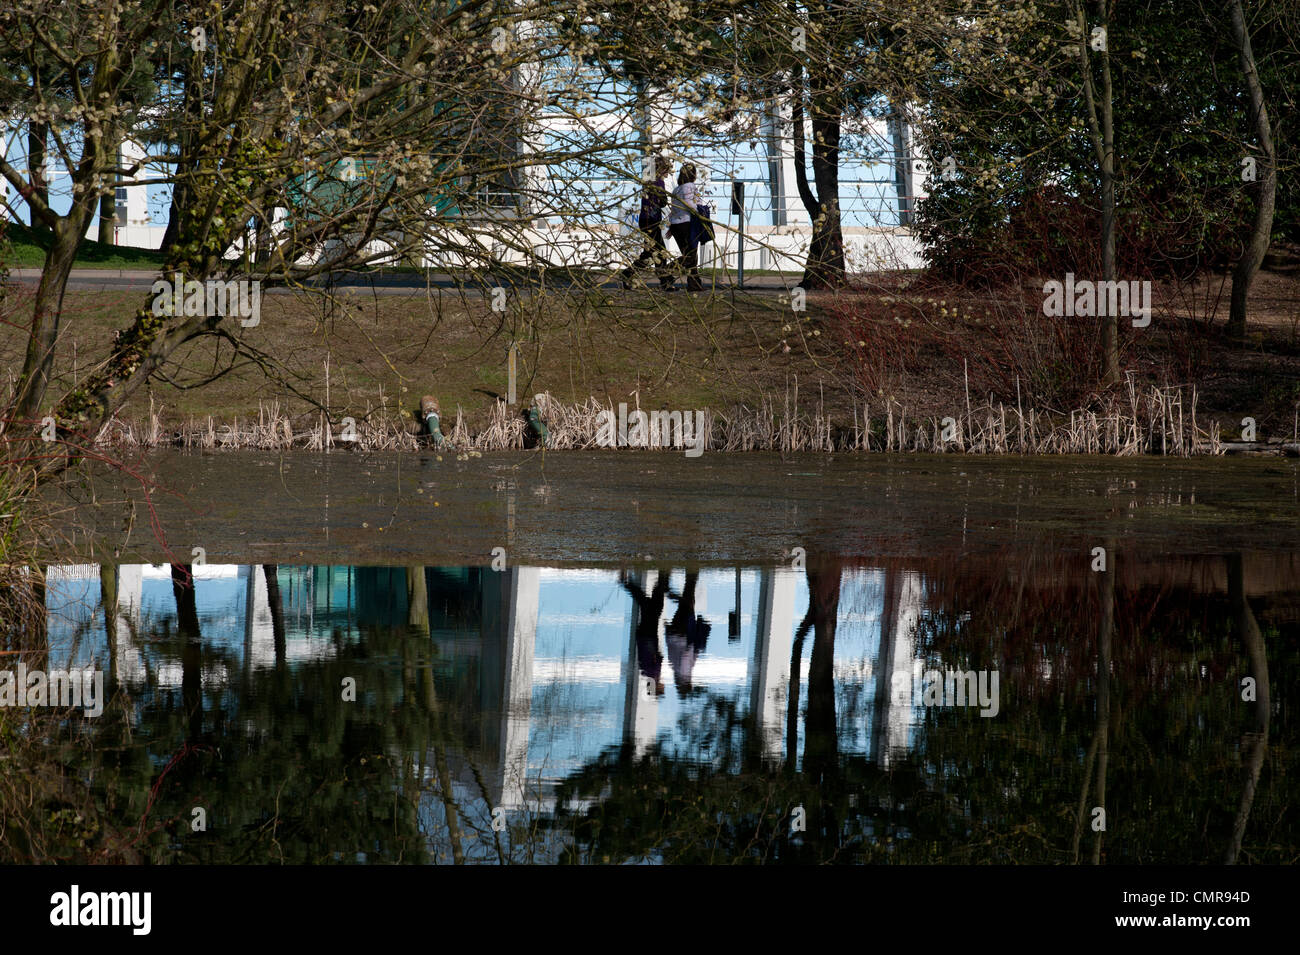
left=88, top=381, right=1222, bottom=455
left=4, top=269, right=1295, bottom=456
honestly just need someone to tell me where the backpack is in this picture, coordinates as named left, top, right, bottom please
left=691, top=202, right=715, bottom=247
left=638, top=178, right=667, bottom=229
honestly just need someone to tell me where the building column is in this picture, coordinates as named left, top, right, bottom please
left=621, top=569, right=660, bottom=757
left=872, top=570, right=924, bottom=769
left=749, top=568, right=796, bottom=763
left=114, top=564, right=144, bottom=687
left=244, top=564, right=275, bottom=671
left=481, top=567, right=539, bottom=811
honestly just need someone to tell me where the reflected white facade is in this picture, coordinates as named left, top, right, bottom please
left=42, top=563, right=948, bottom=794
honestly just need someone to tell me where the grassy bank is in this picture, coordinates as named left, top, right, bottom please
left=2, top=267, right=1298, bottom=454
left=2, top=222, right=166, bottom=269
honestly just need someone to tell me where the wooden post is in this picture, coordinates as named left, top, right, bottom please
left=507, top=342, right=518, bottom=405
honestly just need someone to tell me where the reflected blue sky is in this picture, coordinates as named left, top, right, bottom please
left=43, top=564, right=925, bottom=797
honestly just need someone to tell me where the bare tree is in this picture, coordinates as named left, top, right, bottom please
left=2, top=0, right=642, bottom=470
left=1226, top=0, right=1277, bottom=341
left=1075, top=1, right=1120, bottom=385
left=0, top=0, right=163, bottom=426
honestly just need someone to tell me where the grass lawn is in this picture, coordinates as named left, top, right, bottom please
left=2, top=252, right=1297, bottom=448
left=2, top=222, right=166, bottom=270
left=0, top=281, right=851, bottom=436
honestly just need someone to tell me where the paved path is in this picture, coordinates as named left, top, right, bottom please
left=8, top=267, right=801, bottom=296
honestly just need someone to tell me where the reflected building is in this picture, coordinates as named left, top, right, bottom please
left=872, top=571, right=925, bottom=770
left=29, top=552, right=1300, bottom=864
left=43, top=563, right=939, bottom=807
left=749, top=568, right=797, bottom=763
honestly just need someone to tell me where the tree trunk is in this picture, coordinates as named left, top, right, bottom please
left=1227, top=0, right=1276, bottom=342
left=27, top=123, right=48, bottom=234
left=1077, top=3, right=1120, bottom=385
left=13, top=212, right=93, bottom=424
left=798, top=71, right=846, bottom=289
left=13, top=41, right=117, bottom=428
left=802, top=560, right=842, bottom=853
left=785, top=616, right=805, bottom=775
left=249, top=212, right=264, bottom=265
left=263, top=564, right=286, bottom=668
left=1091, top=538, right=1113, bottom=864
left=1224, top=553, right=1269, bottom=864
left=99, top=564, right=119, bottom=688
left=407, top=565, right=429, bottom=636
left=162, top=56, right=202, bottom=255
left=28, top=564, right=49, bottom=657
left=161, top=195, right=181, bottom=253
left=1097, top=5, right=1119, bottom=385
left=97, top=122, right=120, bottom=245
left=802, top=561, right=841, bottom=783
left=98, top=189, right=117, bottom=246
left=173, top=563, right=204, bottom=741
left=790, top=65, right=820, bottom=223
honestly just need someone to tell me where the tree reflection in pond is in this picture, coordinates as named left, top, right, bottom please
left=7, top=554, right=1296, bottom=864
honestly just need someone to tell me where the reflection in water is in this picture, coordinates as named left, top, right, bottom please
left=665, top=571, right=709, bottom=695
left=621, top=570, right=668, bottom=693
left=14, top=554, right=1299, bottom=864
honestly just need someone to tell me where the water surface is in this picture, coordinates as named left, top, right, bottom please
left=32, top=549, right=1298, bottom=864
left=17, top=452, right=1298, bottom=863
left=46, top=450, right=1300, bottom=565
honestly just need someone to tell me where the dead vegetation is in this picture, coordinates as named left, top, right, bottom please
left=87, top=381, right=1229, bottom=455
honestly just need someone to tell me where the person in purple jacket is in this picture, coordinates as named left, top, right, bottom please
left=621, top=154, right=676, bottom=291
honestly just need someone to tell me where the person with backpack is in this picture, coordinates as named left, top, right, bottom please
left=621, top=154, right=675, bottom=290
left=667, top=162, right=706, bottom=293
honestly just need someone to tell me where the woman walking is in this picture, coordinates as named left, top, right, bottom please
left=621, top=154, right=675, bottom=290
left=668, top=162, right=705, bottom=292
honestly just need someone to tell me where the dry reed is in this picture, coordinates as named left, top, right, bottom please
left=89, top=385, right=1225, bottom=456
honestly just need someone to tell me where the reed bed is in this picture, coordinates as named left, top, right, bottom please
left=90, top=385, right=1223, bottom=456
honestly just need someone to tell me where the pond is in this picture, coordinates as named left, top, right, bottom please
left=18, top=452, right=1300, bottom=864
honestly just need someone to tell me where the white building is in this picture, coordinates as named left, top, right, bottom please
left=3, top=79, right=928, bottom=275
left=0, top=125, right=169, bottom=248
